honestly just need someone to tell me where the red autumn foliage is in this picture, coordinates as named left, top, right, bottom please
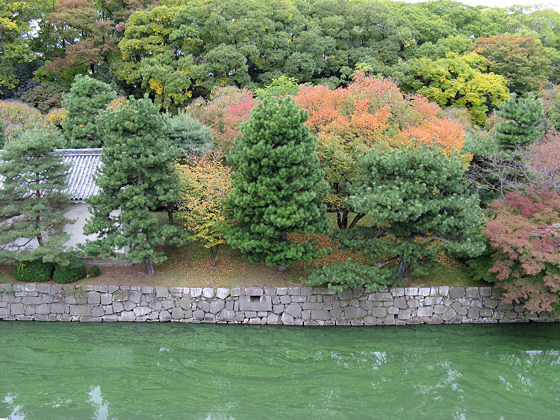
left=485, top=187, right=560, bottom=313
left=185, top=86, right=257, bottom=157
left=527, top=134, right=560, bottom=192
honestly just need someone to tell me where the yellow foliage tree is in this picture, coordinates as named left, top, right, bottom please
left=177, top=156, right=233, bottom=266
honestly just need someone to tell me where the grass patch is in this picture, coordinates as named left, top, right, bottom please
left=411, top=260, right=491, bottom=287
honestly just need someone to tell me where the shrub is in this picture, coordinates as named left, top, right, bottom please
left=484, top=187, right=560, bottom=313
left=86, top=265, right=101, bottom=278
left=13, top=260, right=54, bottom=282
left=0, top=100, right=43, bottom=139
left=21, top=83, right=65, bottom=114
left=53, top=257, right=86, bottom=283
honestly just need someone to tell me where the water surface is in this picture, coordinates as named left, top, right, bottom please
left=1, top=322, right=559, bottom=419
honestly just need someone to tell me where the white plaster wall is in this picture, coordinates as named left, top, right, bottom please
left=64, top=202, right=97, bottom=248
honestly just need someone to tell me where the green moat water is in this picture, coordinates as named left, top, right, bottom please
left=1, top=322, right=559, bottom=419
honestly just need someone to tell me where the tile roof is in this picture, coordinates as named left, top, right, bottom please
left=55, top=149, right=102, bottom=201
left=0, top=148, right=102, bottom=201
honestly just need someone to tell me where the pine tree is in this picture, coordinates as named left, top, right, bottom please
left=61, top=75, right=117, bottom=148
left=0, top=125, right=71, bottom=263
left=83, top=97, right=187, bottom=275
left=495, top=94, right=544, bottom=151
left=226, top=97, right=329, bottom=272
left=306, top=146, right=485, bottom=290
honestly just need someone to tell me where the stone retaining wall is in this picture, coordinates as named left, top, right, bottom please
left=0, top=283, right=556, bottom=325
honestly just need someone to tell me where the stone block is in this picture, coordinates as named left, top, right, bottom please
left=405, top=287, right=419, bottom=296
left=466, top=287, right=480, bottom=299
left=104, top=305, right=113, bottom=315
left=202, top=288, right=215, bottom=299
left=161, top=300, right=174, bottom=310
left=301, top=310, right=311, bottom=321
left=159, top=311, right=171, bottom=322
left=311, top=310, right=330, bottom=321
left=218, top=309, right=235, bottom=321
left=264, top=286, right=276, bottom=296
left=371, top=307, right=387, bottom=317
left=190, top=288, right=202, bottom=297
left=407, top=299, right=420, bottom=309
left=281, top=313, right=294, bottom=325
left=87, top=292, right=101, bottom=305
left=216, top=288, right=230, bottom=299
left=394, top=297, right=407, bottom=309
left=288, top=287, right=301, bottom=296
left=100, top=293, right=112, bottom=305
left=22, top=296, right=42, bottom=305
left=35, top=304, right=50, bottom=315
left=113, top=301, right=123, bottom=313
left=24, top=284, right=36, bottom=292
left=231, top=288, right=242, bottom=297
left=429, top=315, right=443, bottom=325
left=417, top=307, right=433, bottom=317
left=467, top=307, right=480, bottom=319
left=449, top=287, right=465, bottom=299
left=360, top=301, right=373, bottom=311
left=238, top=295, right=272, bottom=312
left=108, top=286, right=119, bottom=293
left=10, top=303, right=24, bottom=316
left=199, top=301, right=210, bottom=312
left=398, top=309, right=411, bottom=320
left=291, top=296, right=306, bottom=303
left=387, top=307, right=399, bottom=315
left=280, top=295, right=291, bottom=304
left=134, top=307, right=151, bottom=317
left=171, top=308, right=184, bottom=319
left=479, top=287, right=492, bottom=297
left=301, top=287, right=313, bottom=296
left=276, top=287, right=288, bottom=295
left=193, top=310, right=205, bottom=320
left=419, top=288, right=431, bottom=297
left=92, top=306, right=104, bottom=317
left=438, top=286, right=449, bottom=297
left=169, top=287, right=183, bottom=297
left=345, top=306, right=367, bottom=318
left=266, top=314, right=280, bottom=325
left=441, top=308, right=457, bottom=322
left=424, top=296, right=442, bottom=306
left=391, top=288, right=405, bottom=297
left=50, top=303, right=65, bottom=314
left=70, top=305, right=91, bottom=317
left=156, top=287, right=169, bottom=298
left=285, top=304, right=302, bottom=318
left=210, top=300, right=225, bottom=314
left=483, top=297, right=498, bottom=309
left=141, top=286, right=154, bottom=294
left=124, top=301, right=136, bottom=311
left=179, top=298, right=191, bottom=310
left=338, top=289, right=353, bottom=300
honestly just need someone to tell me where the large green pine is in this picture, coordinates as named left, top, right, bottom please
left=306, top=146, right=485, bottom=290
left=226, top=97, right=329, bottom=272
left=61, top=75, right=117, bottom=148
left=495, top=94, right=544, bottom=151
left=83, top=97, right=187, bottom=275
left=0, top=126, right=71, bottom=263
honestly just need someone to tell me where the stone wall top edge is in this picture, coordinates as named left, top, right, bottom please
left=0, top=283, right=495, bottom=295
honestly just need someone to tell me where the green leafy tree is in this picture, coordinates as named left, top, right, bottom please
left=83, top=97, right=187, bottom=275
left=165, top=112, right=213, bottom=160
left=61, top=75, right=116, bottom=148
left=0, top=125, right=71, bottom=263
left=306, top=145, right=485, bottom=290
left=226, top=97, right=329, bottom=272
left=495, top=93, right=544, bottom=151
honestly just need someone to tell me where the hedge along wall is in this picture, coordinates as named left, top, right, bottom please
left=0, top=283, right=557, bottom=325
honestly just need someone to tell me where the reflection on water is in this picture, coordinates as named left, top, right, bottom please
left=1, top=323, right=560, bottom=419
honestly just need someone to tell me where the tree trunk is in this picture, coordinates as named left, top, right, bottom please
left=278, top=232, right=288, bottom=273
left=210, top=246, right=217, bottom=267
left=348, top=212, right=366, bottom=229
left=144, top=258, right=155, bottom=275
left=337, top=209, right=349, bottom=229
left=397, top=259, right=411, bottom=279
left=167, top=207, right=174, bottom=225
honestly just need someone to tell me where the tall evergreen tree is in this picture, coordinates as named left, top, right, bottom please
left=226, top=97, right=329, bottom=272
left=61, top=75, right=116, bottom=148
left=495, top=94, right=544, bottom=151
left=83, top=97, right=187, bottom=275
left=0, top=126, right=71, bottom=263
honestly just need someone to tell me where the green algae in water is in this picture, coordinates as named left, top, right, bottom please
left=1, top=322, right=560, bottom=419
